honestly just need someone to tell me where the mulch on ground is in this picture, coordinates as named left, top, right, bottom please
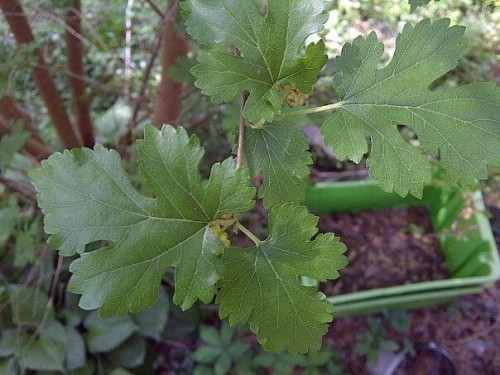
left=320, top=194, right=499, bottom=375
left=318, top=205, right=449, bottom=295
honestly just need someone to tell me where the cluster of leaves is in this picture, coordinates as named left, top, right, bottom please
left=28, top=0, right=500, bottom=355
left=1, top=178, right=170, bottom=373
left=192, top=322, right=344, bottom=375
left=30, top=125, right=348, bottom=353
left=0, top=42, right=39, bottom=96
left=355, top=310, right=413, bottom=364
left=0, top=263, right=170, bottom=374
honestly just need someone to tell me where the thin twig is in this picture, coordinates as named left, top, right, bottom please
left=129, top=21, right=163, bottom=138
left=0, top=176, right=36, bottom=201
left=237, top=92, right=249, bottom=168
left=124, top=0, right=135, bottom=99
left=30, top=255, right=64, bottom=343
left=144, top=0, right=164, bottom=18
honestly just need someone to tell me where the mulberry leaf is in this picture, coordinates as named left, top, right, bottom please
left=184, top=0, right=328, bottom=123
left=216, top=204, right=347, bottom=354
left=322, top=18, right=500, bottom=198
left=243, top=120, right=312, bottom=208
left=30, top=125, right=255, bottom=315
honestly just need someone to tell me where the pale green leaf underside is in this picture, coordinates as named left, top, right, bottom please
left=185, top=0, right=328, bottom=123
left=322, top=18, right=500, bottom=198
left=30, top=125, right=255, bottom=315
left=244, top=120, right=312, bottom=207
left=216, top=204, right=347, bottom=354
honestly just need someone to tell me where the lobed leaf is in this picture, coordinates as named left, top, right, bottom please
left=184, top=0, right=328, bottom=123
left=30, top=125, right=255, bottom=315
left=216, top=204, right=348, bottom=353
left=322, top=18, right=500, bottom=198
left=244, top=120, right=312, bottom=208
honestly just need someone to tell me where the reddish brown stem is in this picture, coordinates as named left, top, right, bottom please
left=0, top=0, right=82, bottom=149
left=65, top=0, right=94, bottom=147
left=152, top=0, right=189, bottom=127
left=0, top=118, right=53, bottom=161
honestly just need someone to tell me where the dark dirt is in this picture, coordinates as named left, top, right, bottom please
left=325, top=286, right=500, bottom=375
left=318, top=205, right=449, bottom=295
left=321, top=189, right=500, bottom=375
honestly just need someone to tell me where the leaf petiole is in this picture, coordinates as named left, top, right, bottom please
left=236, top=222, right=263, bottom=246
left=278, top=101, right=343, bottom=118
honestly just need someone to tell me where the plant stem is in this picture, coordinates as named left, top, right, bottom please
left=236, top=222, right=262, bottom=246
left=278, top=101, right=343, bottom=118
left=237, top=92, right=249, bottom=168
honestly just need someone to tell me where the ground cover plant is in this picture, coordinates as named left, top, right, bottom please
left=1, top=0, right=499, bottom=372
left=28, top=0, right=500, bottom=355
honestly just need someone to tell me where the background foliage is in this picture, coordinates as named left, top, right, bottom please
left=0, top=0, right=498, bottom=373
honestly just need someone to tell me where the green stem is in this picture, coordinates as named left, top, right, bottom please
left=278, top=101, right=343, bottom=118
left=236, top=222, right=263, bottom=246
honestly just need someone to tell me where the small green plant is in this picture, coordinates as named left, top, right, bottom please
left=29, top=0, right=500, bottom=354
left=355, top=309, right=414, bottom=364
left=192, top=322, right=344, bottom=375
left=192, top=322, right=250, bottom=375
left=355, top=317, right=400, bottom=364
left=385, top=308, right=412, bottom=334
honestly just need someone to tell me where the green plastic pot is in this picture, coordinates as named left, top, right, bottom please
left=304, top=180, right=500, bottom=316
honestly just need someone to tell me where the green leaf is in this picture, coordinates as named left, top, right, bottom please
left=0, top=197, right=17, bottom=247
left=132, top=286, right=169, bottom=340
left=387, top=309, right=411, bottom=333
left=0, top=129, right=29, bottom=169
left=381, top=340, right=400, bottom=353
left=226, top=342, right=250, bottom=359
left=219, top=321, right=234, bottom=346
left=0, top=330, right=17, bottom=358
left=9, top=285, right=51, bottom=325
left=185, top=0, right=328, bottom=123
left=64, top=326, right=86, bottom=370
left=14, top=229, right=38, bottom=268
left=244, top=120, right=312, bottom=207
left=84, top=311, right=137, bottom=353
left=19, top=321, right=67, bottom=372
left=252, top=352, right=275, bottom=367
left=107, top=335, right=147, bottom=369
left=94, top=100, right=131, bottom=144
left=30, top=125, right=255, bottom=315
left=195, top=365, right=215, bottom=375
left=214, top=352, right=232, bottom=375
left=199, top=325, right=223, bottom=347
left=69, top=363, right=95, bottom=375
left=216, top=204, right=348, bottom=353
left=408, top=0, right=439, bottom=12
left=322, top=18, right=500, bottom=198
left=108, top=369, right=135, bottom=375
left=0, top=358, right=17, bottom=375
left=193, top=346, right=222, bottom=364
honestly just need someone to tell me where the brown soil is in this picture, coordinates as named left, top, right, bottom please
left=320, top=190, right=500, bottom=375
left=325, top=286, right=500, bottom=375
left=318, top=205, right=449, bottom=295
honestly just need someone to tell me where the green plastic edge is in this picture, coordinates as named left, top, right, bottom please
left=304, top=180, right=500, bottom=316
